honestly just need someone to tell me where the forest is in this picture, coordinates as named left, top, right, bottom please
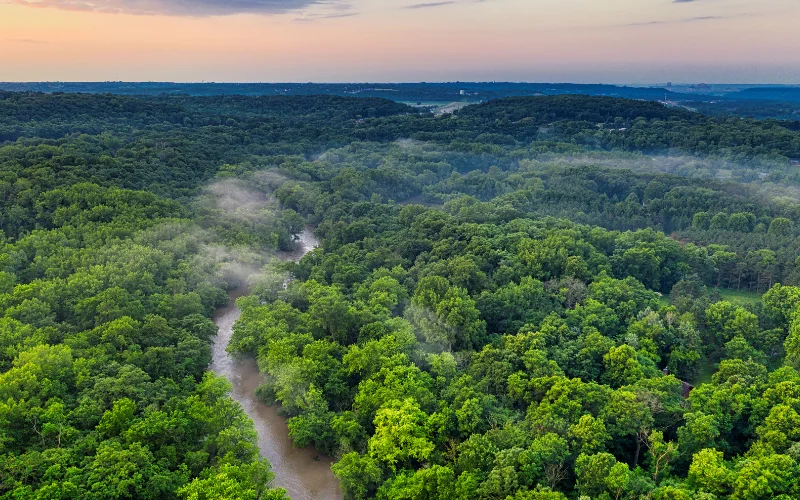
left=3, top=91, right=800, bottom=499
left=0, top=81, right=736, bottom=102
left=4, top=82, right=800, bottom=122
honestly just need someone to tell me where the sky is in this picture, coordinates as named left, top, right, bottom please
left=1, top=0, right=799, bottom=83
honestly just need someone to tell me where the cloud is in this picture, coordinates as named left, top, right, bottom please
left=6, top=0, right=337, bottom=16
left=6, top=38, right=50, bottom=44
left=627, top=15, right=726, bottom=26
left=403, top=1, right=455, bottom=9
left=294, top=11, right=358, bottom=21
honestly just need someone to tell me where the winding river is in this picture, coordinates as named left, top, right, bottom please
left=210, top=228, right=343, bottom=500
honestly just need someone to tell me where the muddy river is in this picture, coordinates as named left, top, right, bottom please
left=210, top=228, right=342, bottom=500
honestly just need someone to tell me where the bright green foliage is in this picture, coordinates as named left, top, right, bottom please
left=376, top=465, right=456, bottom=500
left=0, top=180, right=283, bottom=498
left=569, top=414, right=611, bottom=455
left=575, top=452, right=630, bottom=499
left=287, top=384, right=338, bottom=453
left=732, top=454, right=798, bottom=499
left=368, top=399, right=435, bottom=469
left=763, top=284, right=800, bottom=327
left=678, top=413, right=721, bottom=459
left=331, top=452, right=384, bottom=499
left=178, top=461, right=287, bottom=500
left=785, top=319, right=800, bottom=369
left=602, top=344, right=645, bottom=388
left=688, top=448, right=730, bottom=495
left=6, top=91, right=800, bottom=500
left=704, top=301, right=760, bottom=350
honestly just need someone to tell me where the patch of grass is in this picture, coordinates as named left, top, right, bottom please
left=691, top=362, right=717, bottom=387
left=658, top=288, right=761, bottom=307
left=716, top=288, right=762, bottom=306
left=660, top=287, right=762, bottom=309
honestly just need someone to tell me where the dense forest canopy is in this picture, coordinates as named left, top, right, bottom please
left=4, top=92, right=800, bottom=499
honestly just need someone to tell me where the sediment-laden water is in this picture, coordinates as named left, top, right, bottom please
left=210, top=228, right=342, bottom=500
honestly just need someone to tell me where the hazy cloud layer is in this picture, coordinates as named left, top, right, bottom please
left=8, top=0, right=330, bottom=16
left=294, top=11, right=357, bottom=22
left=6, top=38, right=50, bottom=43
left=628, top=15, right=725, bottom=26
left=403, top=2, right=455, bottom=9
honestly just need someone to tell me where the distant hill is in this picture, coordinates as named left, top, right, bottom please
left=3, top=82, right=800, bottom=122
left=729, top=87, right=800, bottom=102
left=0, top=81, right=699, bottom=103
left=457, top=95, right=693, bottom=123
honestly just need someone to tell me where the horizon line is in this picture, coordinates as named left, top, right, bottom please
left=1, top=80, right=798, bottom=86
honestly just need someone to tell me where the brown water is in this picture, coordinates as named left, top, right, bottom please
left=210, top=227, right=343, bottom=500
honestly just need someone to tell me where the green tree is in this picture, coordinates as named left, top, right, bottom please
left=767, top=217, right=793, bottom=237
left=569, top=414, right=611, bottom=455
left=368, top=399, right=435, bottom=469
left=731, top=454, right=798, bottom=499
left=376, top=465, right=456, bottom=500
left=331, top=452, right=383, bottom=500
left=693, top=212, right=711, bottom=230
left=678, top=412, right=721, bottom=459
left=687, top=448, right=730, bottom=496
left=408, top=277, right=485, bottom=351
left=644, top=430, right=678, bottom=484
left=704, top=301, right=760, bottom=349
left=602, top=344, right=645, bottom=388
left=575, top=452, right=630, bottom=499
left=178, top=462, right=286, bottom=500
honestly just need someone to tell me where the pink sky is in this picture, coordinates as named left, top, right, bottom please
left=1, top=0, right=798, bottom=83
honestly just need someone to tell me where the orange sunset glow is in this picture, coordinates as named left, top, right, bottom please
left=1, top=0, right=799, bottom=82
